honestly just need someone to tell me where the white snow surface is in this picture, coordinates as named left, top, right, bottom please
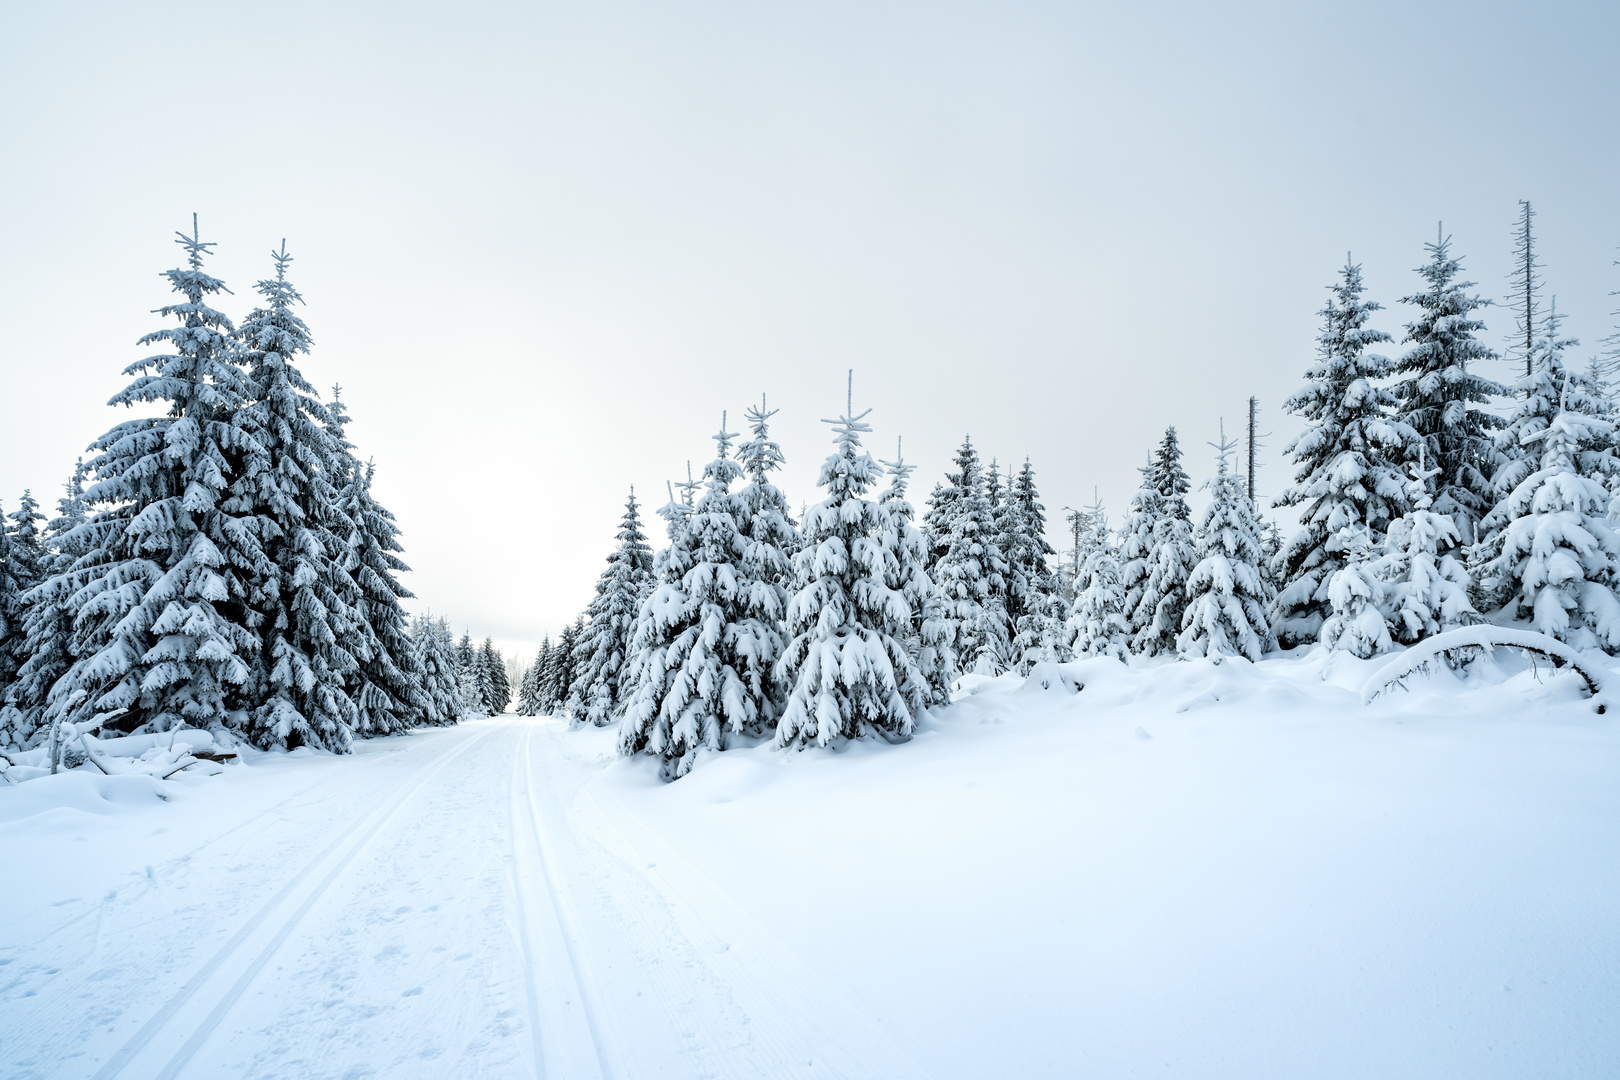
left=3, top=649, right=1618, bottom=1079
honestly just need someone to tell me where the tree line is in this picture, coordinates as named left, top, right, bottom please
left=524, top=204, right=1620, bottom=779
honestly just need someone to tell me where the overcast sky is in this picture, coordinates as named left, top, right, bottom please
left=3, top=1, right=1618, bottom=661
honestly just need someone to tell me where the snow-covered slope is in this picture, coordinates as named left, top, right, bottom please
left=2, top=650, right=1617, bottom=1079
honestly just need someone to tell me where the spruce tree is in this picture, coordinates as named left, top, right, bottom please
left=1, top=492, right=45, bottom=693
left=1377, top=456, right=1479, bottom=644
left=535, top=635, right=561, bottom=714
left=455, top=631, right=483, bottom=717
left=1137, top=427, right=1197, bottom=656
left=618, top=478, right=703, bottom=777
left=410, top=615, right=463, bottom=725
left=1504, top=200, right=1543, bottom=381
left=229, top=243, right=361, bottom=750
left=43, top=217, right=262, bottom=740
left=1066, top=500, right=1129, bottom=661
left=1390, top=228, right=1508, bottom=546
left=1319, top=525, right=1393, bottom=659
left=775, top=379, right=921, bottom=750
left=5, top=470, right=90, bottom=746
left=933, top=436, right=1010, bottom=673
left=1272, top=259, right=1417, bottom=648
left=479, top=637, right=509, bottom=713
left=1475, top=373, right=1620, bottom=650
left=1178, top=428, right=1275, bottom=662
left=1005, top=459, right=1065, bottom=672
left=568, top=489, right=656, bottom=727
left=732, top=397, right=799, bottom=727
left=1476, top=302, right=1612, bottom=609
left=880, top=439, right=957, bottom=705
left=1119, top=462, right=1162, bottom=651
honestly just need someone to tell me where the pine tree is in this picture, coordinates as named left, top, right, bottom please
left=568, top=489, right=656, bottom=727
left=774, top=378, right=921, bottom=750
left=1005, top=459, right=1066, bottom=672
left=1319, top=524, right=1392, bottom=658
left=1178, top=427, right=1275, bottom=661
left=1137, top=427, right=1197, bottom=656
left=880, top=439, right=957, bottom=705
left=1272, top=258, right=1417, bottom=648
left=411, top=615, right=463, bottom=725
left=1066, top=499, right=1129, bottom=661
left=1475, top=372, right=1620, bottom=650
left=536, top=635, right=562, bottom=714
left=42, top=217, right=262, bottom=742
left=1391, top=228, right=1508, bottom=547
left=1377, top=456, right=1479, bottom=644
left=229, top=243, right=362, bottom=750
left=933, top=436, right=1010, bottom=673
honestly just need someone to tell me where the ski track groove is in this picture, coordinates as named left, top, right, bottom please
left=88, top=723, right=501, bottom=1080
left=514, top=719, right=625, bottom=1080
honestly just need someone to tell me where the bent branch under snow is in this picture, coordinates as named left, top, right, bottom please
left=1361, top=626, right=1605, bottom=708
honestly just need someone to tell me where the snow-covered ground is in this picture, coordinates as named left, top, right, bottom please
left=3, top=650, right=1618, bottom=1079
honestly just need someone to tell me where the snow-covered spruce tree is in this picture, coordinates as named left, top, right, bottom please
left=535, top=635, right=563, bottom=714
left=410, top=615, right=463, bottom=725
left=1, top=492, right=46, bottom=693
left=1066, top=499, right=1130, bottom=661
left=227, top=243, right=362, bottom=750
left=1271, top=259, right=1417, bottom=648
left=1376, top=455, right=1479, bottom=644
left=516, top=643, right=543, bottom=715
left=731, top=397, right=800, bottom=727
left=1476, top=302, right=1612, bottom=609
left=774, top=380, right=922, bottom=751
left=455, top=631, right=484, bottom=717
left=1473, top=373, right=1620, bottom=650
left=933, top=436, right=1010, bottom=673
left=1390, top=228, right=1508, bottom=547
left=922, top=437, right=980, bottom=572
left=5, top=470, right=90, bottom=747
left=880, top=439, right=957, bottom=705
left=618, top=478, right=702, bottom=777
left=619, top=417, right=788, bottom=775
left=568, top=488, right=656, bottom=727
left=1005, top=459, right=1067, bottom=672
left=1178, top=427, right=1275, bottom=662
left=1119, top=462, right=1162, bottom=650
left=478, top=637, right=509, bottom=714
left=1137, top=427, right=1198, bottom=656
left=332, top=445, right=426, bottom=734
left=1319, top=524, right=1392, bottom=659
left=556, top=614, right=586, bottom=712
left=43, top=217, right=262, bottom=742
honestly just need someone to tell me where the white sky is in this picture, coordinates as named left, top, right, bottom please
left=3, top=1, right=1619, bottom=662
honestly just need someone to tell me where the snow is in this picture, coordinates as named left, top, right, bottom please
left=4, top=653, right=1619, bottom=1079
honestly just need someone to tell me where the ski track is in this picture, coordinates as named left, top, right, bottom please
left=88, top=723, right=504, bottom=1080
left=4, top=717, right=933, bottom=1080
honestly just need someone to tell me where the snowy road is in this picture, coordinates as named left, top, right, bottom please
left=0, top=717, right=924, bottom=1080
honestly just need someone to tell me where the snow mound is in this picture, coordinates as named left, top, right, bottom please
left=1362, top=626, right=1605, bottom=708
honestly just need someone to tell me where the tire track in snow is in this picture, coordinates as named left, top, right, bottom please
left=89, top=723, right=501, bottom=1080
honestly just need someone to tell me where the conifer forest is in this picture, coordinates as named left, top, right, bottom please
left=4, top=5, right=1618, bottom=1077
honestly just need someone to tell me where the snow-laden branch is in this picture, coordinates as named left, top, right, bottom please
left=1361, top=625, right=1605, bottom=707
